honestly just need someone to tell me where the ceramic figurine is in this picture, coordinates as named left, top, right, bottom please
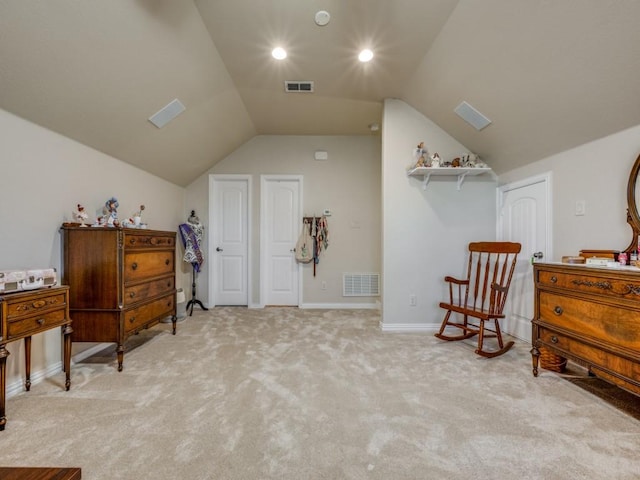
left=413, top=142, right=428, bottom=168
left=73, top=204, right=89, bottom=227
left=133, top=204, right=145, bottom=227
left=104, top=197, right=119, bottom=227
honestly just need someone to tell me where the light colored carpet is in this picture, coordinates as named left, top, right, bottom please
left=2, top=307, right=640, bottom=479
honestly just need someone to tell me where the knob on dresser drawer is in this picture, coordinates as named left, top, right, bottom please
left=554, top=306, right=563, bottom=315
left=550, top=276, right=557, bottom=283
left=131, top=262, right=138, bottom=270
left=551, top=336, right=558, bottom=344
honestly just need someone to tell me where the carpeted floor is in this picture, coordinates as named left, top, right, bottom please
left=2, top=307, right=640, bottom=479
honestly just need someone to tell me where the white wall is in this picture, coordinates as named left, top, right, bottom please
left=381, top=99, right=498, bottom=330
left=185, top=135, right=382, bottom=307
left=0, top=108, right=185, bottom=393
left=498, top=124, right=640, bottom=258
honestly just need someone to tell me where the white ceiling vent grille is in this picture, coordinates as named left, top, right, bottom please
left=454, top=101, right=491, bottom=131
left=285, top=81, right=314, bottom=93
left=343, top=273, right=380, bottom=297
left=148, top=99, right=186, bottom=129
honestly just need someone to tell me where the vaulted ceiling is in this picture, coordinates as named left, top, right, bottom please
left=1, top=1, right=639, bottom=186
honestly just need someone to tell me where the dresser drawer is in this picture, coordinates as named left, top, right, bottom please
left=124, top=251, right=174, bottom=283
left=538, top=327, right=640, bottom=380
left=538, top=291, right=640, bottom=350
left=537, top=268, right=640, bottom=300
left=123, top=276, right=174, bottom=306
left=124, top=294, right=174, bottom=333
left=124, top=233, right=175, bottom=249
left=5, top=291, right=67, bottom=321
left=6, top=308, right=67, bottom=340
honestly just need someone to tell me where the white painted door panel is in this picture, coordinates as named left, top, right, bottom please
left=498, top=175, right=551, bottom=341
left=263, top=177, right=300, bottom=306
left=212, top=178, right=248, bottom=305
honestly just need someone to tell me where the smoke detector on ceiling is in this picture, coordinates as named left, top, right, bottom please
left=315, top=10, right=330, bottom=26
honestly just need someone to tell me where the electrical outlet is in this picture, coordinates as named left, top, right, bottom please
left=321, top=281, right=327, bottom=290
left=575, top=200, right=586, bottom=216
left=409, top=294, right=417, bottom=306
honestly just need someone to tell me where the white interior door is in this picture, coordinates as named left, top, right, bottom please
left=261, top=176, right=301, bottom=306
left=210, top=176, right=249, bottom=306
left=497, top=173, right=552, bottom=341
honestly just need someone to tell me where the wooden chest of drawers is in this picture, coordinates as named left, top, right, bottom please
left=62, top=226, right=177, bottom=371
left=0, top=286, right=72, bottom=430
left=532, top=262, right=640, bottom=395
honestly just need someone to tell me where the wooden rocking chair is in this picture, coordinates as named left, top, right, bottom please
left=434, top=241, right=522, bottom=358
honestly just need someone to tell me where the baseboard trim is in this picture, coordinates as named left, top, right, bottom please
left=300, top=303, right=379, bottom=310
left=380, top=322, right=439, bottom=333
left=6, top=361, right=62, bottom=399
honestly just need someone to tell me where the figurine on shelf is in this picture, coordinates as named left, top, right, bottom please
left=413, top=142, right=428, bottom=168
left=430, top=153, right=441, bottom=168
left=73, top=204, right=89, bottom=227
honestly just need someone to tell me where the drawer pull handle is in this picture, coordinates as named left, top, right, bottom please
left=130, top=292, right=136, bottom=298
left=129, top=238, right=136, bottom=245
left=550, top=276, right=557, bottom=283
left=551, top=336, right=558, bottom=344
left=167, top=282, right=171, bottom=287
left=37, top=318, right=45, bottom=325
left=165, top=259, right=170, bottom=265
left=132, top=262, right=138, bottom=270
left=129, top=317, right=135, bottom=323
left=553, top=306, right=563, bottom=315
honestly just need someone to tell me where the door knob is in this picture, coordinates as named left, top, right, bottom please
left=531, top=251, right=544, bottom=264
left=216, top=247, right=223, bottom=252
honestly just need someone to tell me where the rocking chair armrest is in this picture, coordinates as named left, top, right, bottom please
left=491, top=282, right=508, bottom=293
left=444, top=276, right=469, bottom=285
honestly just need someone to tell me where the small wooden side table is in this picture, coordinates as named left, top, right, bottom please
left=0, top=286, right=73, bottom=431
left=0, top=467, right=81, bottom=479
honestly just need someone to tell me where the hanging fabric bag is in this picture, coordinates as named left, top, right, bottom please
left=295, top=220, right=313, bottom=263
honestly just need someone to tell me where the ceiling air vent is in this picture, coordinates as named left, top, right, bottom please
left=285, top=81, right=314, bottom=93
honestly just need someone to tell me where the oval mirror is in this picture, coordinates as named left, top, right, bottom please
left=625, top=152, right=640, bottom=252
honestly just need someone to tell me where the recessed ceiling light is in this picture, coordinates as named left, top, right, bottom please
left=272, top=47, right=287, bottom=60
left=358, top=49, right=374, bottom=63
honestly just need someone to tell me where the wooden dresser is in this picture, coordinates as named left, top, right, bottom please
left=61, top=226, right=177, bottom=371
left=531, top=262, right=640, bottom=395
left=0, top=286, right=72, bottom=431
left=0, top=467, right=81, bottom=479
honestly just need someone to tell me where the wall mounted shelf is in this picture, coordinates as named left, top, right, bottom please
left=407, top=166, right=492, bottom=190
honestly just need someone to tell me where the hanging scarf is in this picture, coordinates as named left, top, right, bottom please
left=179, top=222, right=204, bottom=272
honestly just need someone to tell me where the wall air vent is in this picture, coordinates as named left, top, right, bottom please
left=285, top=81, right=314, bottom=93
left=343, top=273, right=380, bottom=297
